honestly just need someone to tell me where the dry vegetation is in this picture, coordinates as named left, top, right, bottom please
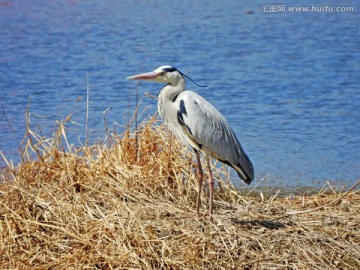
left=0, top=114, right=359, bottom=269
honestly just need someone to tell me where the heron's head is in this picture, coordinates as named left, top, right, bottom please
left=127, top=65, right=184, bottom=86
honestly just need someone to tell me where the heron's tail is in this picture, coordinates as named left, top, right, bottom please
left=219, top=157, right=254, bottom=185
left=234, top=153, right=254, bottom=185
left=237, top=171, right=252, bottom=185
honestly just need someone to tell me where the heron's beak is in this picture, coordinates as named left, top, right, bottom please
left=126, top=72, right=161, bottom=81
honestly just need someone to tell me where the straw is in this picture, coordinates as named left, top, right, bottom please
left=0, top=114, right=359, bottom=269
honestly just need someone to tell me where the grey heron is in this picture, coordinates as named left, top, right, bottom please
left=127, top=65, right=254, bottom=216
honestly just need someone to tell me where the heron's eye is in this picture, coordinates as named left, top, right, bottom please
left=159, top=71, right=165, bottom=76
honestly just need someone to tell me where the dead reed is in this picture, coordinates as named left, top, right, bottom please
left=0, top=114, right=359, bottom=269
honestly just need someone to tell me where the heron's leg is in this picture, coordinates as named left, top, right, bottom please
left=194, top=151, right=203, bottom=216
left=206, top=158, right=214, bottom=215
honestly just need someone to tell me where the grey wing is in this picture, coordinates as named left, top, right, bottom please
left=177, top=91, right=254, bottom=182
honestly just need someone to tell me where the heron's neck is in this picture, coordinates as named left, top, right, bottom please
left=160, top=78, right=186, bottom=102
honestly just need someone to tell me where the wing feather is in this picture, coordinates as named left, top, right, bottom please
left=177, top=90, right=254, bottom=182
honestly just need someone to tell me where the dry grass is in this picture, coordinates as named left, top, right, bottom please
left=0, top=114, right=359, bottom=269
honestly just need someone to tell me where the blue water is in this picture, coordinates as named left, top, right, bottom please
left=0, top=0, right=359, bottom=187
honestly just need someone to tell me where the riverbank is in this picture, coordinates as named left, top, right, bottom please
left=1, top=116, right=359, bottom=269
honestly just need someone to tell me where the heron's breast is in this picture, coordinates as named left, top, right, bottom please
left=158, top=99, right=164, bottom=119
